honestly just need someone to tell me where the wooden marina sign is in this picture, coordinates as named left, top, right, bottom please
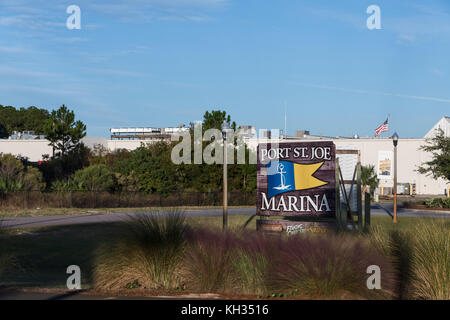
left=256, top=141, right=336, bottom=217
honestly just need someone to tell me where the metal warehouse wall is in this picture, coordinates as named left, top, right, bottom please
left=332, top=138, right=447, bottom=195
left=0, top=140, right=52, bottom=162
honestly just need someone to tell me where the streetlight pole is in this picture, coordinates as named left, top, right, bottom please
left=392, top=132, right=399, bottom=223
left=222, top=121, right=230, bottom=230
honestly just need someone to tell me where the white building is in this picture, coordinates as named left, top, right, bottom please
left=424, top=116, right=450, bottom=138
left=0, top=136, right=108, bottom=161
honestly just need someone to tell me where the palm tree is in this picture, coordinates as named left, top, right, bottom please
left=361, top=165, right=379, bottom=198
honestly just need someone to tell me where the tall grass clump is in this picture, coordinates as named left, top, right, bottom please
left=367, top=225, right=391, bottom=256
left=229, top=231, right=279, bottom=295
left=268, top=233, right=396, bottom=299
left=388, top=229, right=414, bottom=299
left=368, top=226, right=414, bottom=299
left=93, top=210, right=187, bottom=290
left=183, top=229, right=278, bottom=294
left=368, top=219, right=449, bottom=300
left=409, top=220, right=449, bottom=300
left=183, top=228, right=396, bottom=298
left=183, top=228, right=238, bottom=292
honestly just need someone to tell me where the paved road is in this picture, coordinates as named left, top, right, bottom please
left=1, top=204, right=448, bottom=229
left=0, top=208, right=256, bottom=229
left=371, top=202, right=450, bottom=218
left=0, top=288, right=221, bottom=300
left=0, top=289, right=155, bottom=300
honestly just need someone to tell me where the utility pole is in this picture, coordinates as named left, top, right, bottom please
left=222, top=121, right=230, bottom=230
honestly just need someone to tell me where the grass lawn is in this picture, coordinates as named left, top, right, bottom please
left=0, top=206, right=254, bottom=218
left=0, top=214, right=254, bottom=288
left=0, top=214, right=448, bottom=298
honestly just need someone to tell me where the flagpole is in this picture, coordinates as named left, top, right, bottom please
left=387, top=114, right=390, bottom=137
left=284, top=101, right=287, bottom=138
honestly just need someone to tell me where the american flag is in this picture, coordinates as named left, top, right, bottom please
left=375, top=118, right=389, bottom=137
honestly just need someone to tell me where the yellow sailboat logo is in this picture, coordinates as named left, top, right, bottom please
left=293, top=162, right=328, bottom=190
left=267, top=161, right=328, bottom=198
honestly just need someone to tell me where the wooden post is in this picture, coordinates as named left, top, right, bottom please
left=335, top=159, right=342, bottom=230
left=357, top=162, right=363, bottom=230
left=364, top=192, right=371, bottom=231
left=341, top=201, right=347, bottom=230
left=338, top=166, right=350, bottom=212
left=223, top=140, right=228, bottom=230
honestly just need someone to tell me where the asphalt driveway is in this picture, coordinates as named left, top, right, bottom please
left=1, top=204, right=448, bottom=229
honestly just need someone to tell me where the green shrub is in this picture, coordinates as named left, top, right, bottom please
left=426, top=198, right=450, bottom=209
left=39, top=144, right=90, bottom=186
left=50, top=179, right=74, bottom=192
left=0, top=154, right=44, bottom=192
left=72, top=164, right=116, bottom=192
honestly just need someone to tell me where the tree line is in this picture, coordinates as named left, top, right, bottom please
left=0, top=105, right=50, bottom=138
left=0, top=106, right=257, bottom=194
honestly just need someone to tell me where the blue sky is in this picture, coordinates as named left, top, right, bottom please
left=0, top=0, right=449, bottom=138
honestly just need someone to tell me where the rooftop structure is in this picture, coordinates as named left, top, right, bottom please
left=8, top=131, right=45, bottom=140
left=424, top=116, right=450, bottom=138
left=238, top=125, right=257, bottom=139
left=110, top=126, right=189, bottom=140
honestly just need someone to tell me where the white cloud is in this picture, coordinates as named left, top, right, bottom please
left=397, top=33, right=416, bottom=43
left=53, top=37, right=89, bottom=44
left=0, top=0, right=228, bottom=35
left=301, top=3, right=450, bottom=43
left=0, top=15, right=31, bottom=27
left=162, top=81, right=202, bottom=88
left=303, top=6, right=364, bottom=30
left=85, top=68, right=148, bottom=77
left=159, top=14, right=213, bottom=22
left=290, top=82, right=450, bottom=104
left=431, top=68, right=444, bottom=76
left=388, top=3, right=450, bottom=43
left=88, top=0, right=228, bottom=23
left=0, top=84, right=84, bottom=97
left=0, top=46, right=30, bottom=53
left=0, top=66, right=59, bottom=77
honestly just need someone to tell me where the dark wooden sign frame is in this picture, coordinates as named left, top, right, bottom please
left=256, top=142, right=371, bottom=234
